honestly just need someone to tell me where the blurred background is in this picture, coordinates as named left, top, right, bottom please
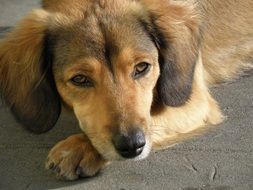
left=0, top=0, right=40, bottom=27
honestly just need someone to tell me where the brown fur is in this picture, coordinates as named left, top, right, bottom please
left=46, top=134, right=106, bottom=180
left=0, top=0, right=252, bottom=180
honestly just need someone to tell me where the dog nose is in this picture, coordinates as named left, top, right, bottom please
left=112, top=128, right=146, bottom=158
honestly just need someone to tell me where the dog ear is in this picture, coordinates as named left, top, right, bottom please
left=0, top=10, right=61, bottom=133
left=141, top=0, right=200, bottom=107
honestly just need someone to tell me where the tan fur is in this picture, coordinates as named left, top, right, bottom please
left=151, top=53, right=224, bottom=149
left=46, top=134, right=106, bottom=180
left=199, top=0, right=253, bottom=84
left=0, top=10, right=49, bottom=107
left=0, top=0, right=252, bottom=180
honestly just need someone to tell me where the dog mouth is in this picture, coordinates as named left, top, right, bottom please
left=78, top=119, right=152, bottom=161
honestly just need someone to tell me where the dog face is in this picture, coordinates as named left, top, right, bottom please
left=0, top=0, right=199, bottom=160
left=52, top=12, right=160, bottom=160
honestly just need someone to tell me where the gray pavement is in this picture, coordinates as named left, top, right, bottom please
left=0, top=1, right=253, bottom=190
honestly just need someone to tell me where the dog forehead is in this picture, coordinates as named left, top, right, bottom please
left=54, top=12, right=154, bottom=65
left=51, top=3, right=158, bottom=76
left=51, top=0, right=150, bottom=51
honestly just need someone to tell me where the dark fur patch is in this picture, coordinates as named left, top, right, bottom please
left=11, top=35, right=61, bottom=133
left=156, top=50, right=195, bottom=107
left=102, top=32, right=115, bottom=73
left=139, top=13, right=199, bottom=107
left=98, top=20, right=120, bottom=75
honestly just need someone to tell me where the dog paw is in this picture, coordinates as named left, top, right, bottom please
left=45, top=134, right=107, bottom=180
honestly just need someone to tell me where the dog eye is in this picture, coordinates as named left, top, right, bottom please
left=132, top=62, right=151, bottom=79
left=70, top=75, right=94, bottom=88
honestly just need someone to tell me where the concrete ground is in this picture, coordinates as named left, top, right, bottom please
left=0, top=1, right=252, bottom=190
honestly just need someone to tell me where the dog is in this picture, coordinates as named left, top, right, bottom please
left=0, top=0, right=252, bottom=180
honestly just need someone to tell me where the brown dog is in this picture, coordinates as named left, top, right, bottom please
left=0, top=0, right=252, bottom=180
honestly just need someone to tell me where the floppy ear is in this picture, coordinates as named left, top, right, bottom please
left=141, top=0, right=200, bottom=107
left=0, top=10, right=61, bottom=133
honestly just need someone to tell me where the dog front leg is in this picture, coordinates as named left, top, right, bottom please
left=46, top=134, right=107, bottom=180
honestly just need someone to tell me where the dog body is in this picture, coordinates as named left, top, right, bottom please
left=0, top=0, right=252, bottom=180
left=152, top=0, right=253, bottom=148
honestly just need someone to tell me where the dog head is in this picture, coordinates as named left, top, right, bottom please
left=0, top=0, right=199, bottom=160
